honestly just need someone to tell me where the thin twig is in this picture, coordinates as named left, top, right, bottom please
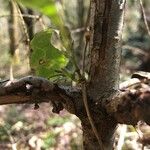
left=71, top=27, right=86, bottom=34
left=82, top=35, right=88, bottom=76
left=0, top=14, right=40, bottom=19
left=81, top=35, right=104, bottom=149
left=0, top=13, right=46, bottom=28
left=12, top=0, right=30, bottom=50
left=71, top=42, right=82, bottom=79
left=10, top=63, right=14, bottom=81
left=139, top=0, right=150, bottom=37
left=14, top=15, right=45, bottom=52
left=81, top=84, right=104, bottom=150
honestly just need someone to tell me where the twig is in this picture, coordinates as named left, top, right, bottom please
left=15, top=15, right=45, bottom=52
left=71, top=27, right=86, bottom=34
left=10, top=63, right=14, bottom=81
left=71, top=42, right=82, bottom=79
left=12, top=0, right=30, bottom=50
left=82, top=30, right=89, bottom=76
left=81, top=36, right=104, bottom=149
left=0, top=14, right=41, bottom=19
left=81, top=83, right=104, bottom=150
left=0, top=13, right=46, bottom=29
left=139, top=0, right=150, bottom=37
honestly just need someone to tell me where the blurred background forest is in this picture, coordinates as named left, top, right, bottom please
left=0, top=0, right=150, bottom=149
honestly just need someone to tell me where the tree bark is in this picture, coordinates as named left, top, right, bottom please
left=0, top=76, right=82, bottom=114
left=80, top=0, right=126, bottom=149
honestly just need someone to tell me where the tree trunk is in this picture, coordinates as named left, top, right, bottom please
left=81, top=0, right=126, bottom=149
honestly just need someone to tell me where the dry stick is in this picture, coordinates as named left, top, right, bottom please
left=12, top=0, right=30, bottom=50
left=0, top=14, right=40, bottom=19
left=9, top=0, right=18, bottom=81
left=139, top=0, right=150, bottom=37
left=0, top=13, right=46, bottom=35
left=10, top=63, right=14, bottom=81
left=9, top=15, right=45, bottom=54
left=82, top=33, right=88, bottom=76
left=71, top=42, right=82, bottom=79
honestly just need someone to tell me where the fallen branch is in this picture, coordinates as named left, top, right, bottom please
left=0, top=76, right=81, bottom=114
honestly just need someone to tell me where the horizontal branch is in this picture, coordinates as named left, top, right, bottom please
left=105, top=71, right=150, bottom=126
left=0, top=13, right=41, bottom=19
left=0, top=76, right=81, bottom=114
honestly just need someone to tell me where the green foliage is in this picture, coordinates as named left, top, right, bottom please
left=17, top=0, right=63, bottom=27
left=18, top=0, right=81, bottom=82
left=30, top=30, right=68, bottom=79
left=18, top=0, right=78, bottom=81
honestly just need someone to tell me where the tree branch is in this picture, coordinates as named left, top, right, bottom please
left=105, top=72, right=150, bottom=126
left=0, top=76, right=81, bottom=114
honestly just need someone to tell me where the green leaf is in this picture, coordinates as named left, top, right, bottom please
left=17, top=0, right=63, bottom=27
left=18, top=0, right=74, bottom=52
left=30, top=30, right=68, bottom=79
